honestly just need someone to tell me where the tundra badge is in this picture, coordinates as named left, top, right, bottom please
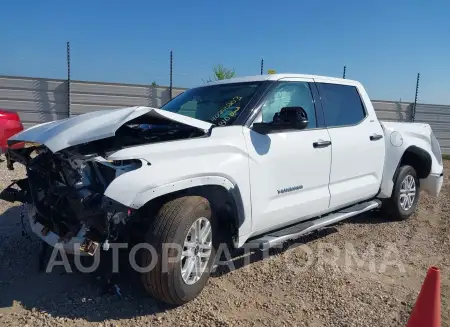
left=277, top=185, right=303, bottom=194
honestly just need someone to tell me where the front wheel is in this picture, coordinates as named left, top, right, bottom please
left=140, top=196, right=217, bottom=305
left=383, top=165, right=420, bottom=220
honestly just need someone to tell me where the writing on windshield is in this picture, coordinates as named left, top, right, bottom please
left=210, top=96, right=242, bottom=126
left=160, top=82, right=263, bottom=126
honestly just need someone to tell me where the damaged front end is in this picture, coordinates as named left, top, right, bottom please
left=1, top=145, right=142, bottom=255
left=1, top=106, right=213, bottom=256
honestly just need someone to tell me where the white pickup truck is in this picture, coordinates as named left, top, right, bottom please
left=1, top=74, right=444, bottom=305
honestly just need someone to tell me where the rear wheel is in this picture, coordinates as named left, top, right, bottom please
left=383, top=165, right=420, bottom=220
left=140, top=196, right=217, bottom=305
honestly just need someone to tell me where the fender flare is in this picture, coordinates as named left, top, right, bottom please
left=131, top=175, right=247, bottom=229
left=380, top=144, right=433, bottom=198
left=394, top=145, right=432, bottom=180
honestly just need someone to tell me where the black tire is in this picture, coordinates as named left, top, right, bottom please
left=383, top=165, right=420, bottom=220
left=140, top=196, right=217, bottom=305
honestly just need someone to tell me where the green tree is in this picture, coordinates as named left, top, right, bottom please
left=151, top=81, right=158, bottom=86
left=206, top=64, right=236, bottom=82
left=267, top=69, right=276, bottom=74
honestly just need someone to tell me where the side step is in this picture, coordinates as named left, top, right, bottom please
left=246, top=200, right=381, bottom=251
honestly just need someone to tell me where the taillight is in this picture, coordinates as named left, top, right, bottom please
left=430, top=131, right=442, bottom=165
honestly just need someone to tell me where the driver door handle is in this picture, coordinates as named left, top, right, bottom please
left=313, top=140, right=332, bottom=148
left=370, top=134, right=383, bottom=141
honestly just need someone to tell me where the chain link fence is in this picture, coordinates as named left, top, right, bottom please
left=0, top=74, right=449, bottom=154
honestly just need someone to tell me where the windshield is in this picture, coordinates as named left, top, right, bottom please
left=160, top=82, right=263, bottom=126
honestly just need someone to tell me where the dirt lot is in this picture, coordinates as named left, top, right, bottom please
left=0, top=158, right=448, bottom=327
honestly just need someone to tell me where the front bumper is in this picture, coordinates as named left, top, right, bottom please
left=26, top=205, right=94, bottom=256
left=23, top=197, right=131, bottom=256
left=421, top=171, right=444, bottom=197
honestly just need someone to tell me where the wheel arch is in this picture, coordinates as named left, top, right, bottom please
left=379, top=144, right=433, bottom=198
left=134, top=176, right=246, bottom=245
left=397, top=145, right=432, bottom=179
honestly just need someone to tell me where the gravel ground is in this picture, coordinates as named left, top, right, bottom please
left=0, top=157, right=448, bottom=327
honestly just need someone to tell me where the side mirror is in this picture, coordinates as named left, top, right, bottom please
left=252, top=107, right=309, bottom=134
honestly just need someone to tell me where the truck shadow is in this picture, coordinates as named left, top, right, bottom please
left=210, top=227, right=338, bottom=278
left=346, top=210, right=394, bottom=225
left=210, top=211, right=392, bottom=278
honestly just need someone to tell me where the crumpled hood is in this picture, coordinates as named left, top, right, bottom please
left=8, top=106, right=213, bottom=153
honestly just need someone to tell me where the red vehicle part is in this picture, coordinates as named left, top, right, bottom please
left=0, top=109, right=24, bottom=154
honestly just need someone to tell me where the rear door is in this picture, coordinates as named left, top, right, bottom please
left=244, top=78, right=332, bottom=235
left=314, top=80, right=385, bottom=209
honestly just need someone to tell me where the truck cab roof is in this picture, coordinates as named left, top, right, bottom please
left=199, top=73, right=360, bottom=87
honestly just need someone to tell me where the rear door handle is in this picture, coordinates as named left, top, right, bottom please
left=370, top=134, right=383, bottom=141
left=313, top=140, right=332, bottom=148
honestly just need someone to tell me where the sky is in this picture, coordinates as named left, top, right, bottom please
left=1, top=0, right=450, bottom=104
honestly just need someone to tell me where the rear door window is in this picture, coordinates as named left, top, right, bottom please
left=316, top=83, right=366, bottom=127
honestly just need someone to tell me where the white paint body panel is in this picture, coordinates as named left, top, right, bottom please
left=241, top=76, right=333, bottom=237
left=243, top=127, right=332, bottom=235
left=327, top=122, right=385, bottom=208
left=378, top=121, right=444, bottom=198
left=104, top=126, right=254, bottom=240
left=312, top=78, right=386, bottom=209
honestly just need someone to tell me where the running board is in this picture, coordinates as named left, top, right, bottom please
left=246, top=200, right=381, bottom=251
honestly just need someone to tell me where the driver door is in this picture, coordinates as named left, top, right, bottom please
left=243, top=78, right=332, bottom=235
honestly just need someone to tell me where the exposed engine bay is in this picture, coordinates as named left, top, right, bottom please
left=72, top=117, right=207, bottom=157
left=1, top=116, right=209, bottom=255
left=2, top=145, right=143, bottom=253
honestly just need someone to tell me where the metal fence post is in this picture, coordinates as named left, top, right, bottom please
left=412, top=73, right=420, bottom=122
left=260, top=58, right=264, bottom=75
left=67, top=41, right=71, bottom=118
left=169, top=50, right=173, bottom=101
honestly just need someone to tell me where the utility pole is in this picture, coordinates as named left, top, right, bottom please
left=67, top=42, right=71, bottom=117
left=260, top=58, right=264, bottom=75
left=169, top=50, right=173, bottom=100
left=342, top=65, right=346, bottom=79
left=413, top=73, right=420, bottom=122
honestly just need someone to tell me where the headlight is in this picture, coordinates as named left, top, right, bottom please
left=430, top=131, right=442, bottom=165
